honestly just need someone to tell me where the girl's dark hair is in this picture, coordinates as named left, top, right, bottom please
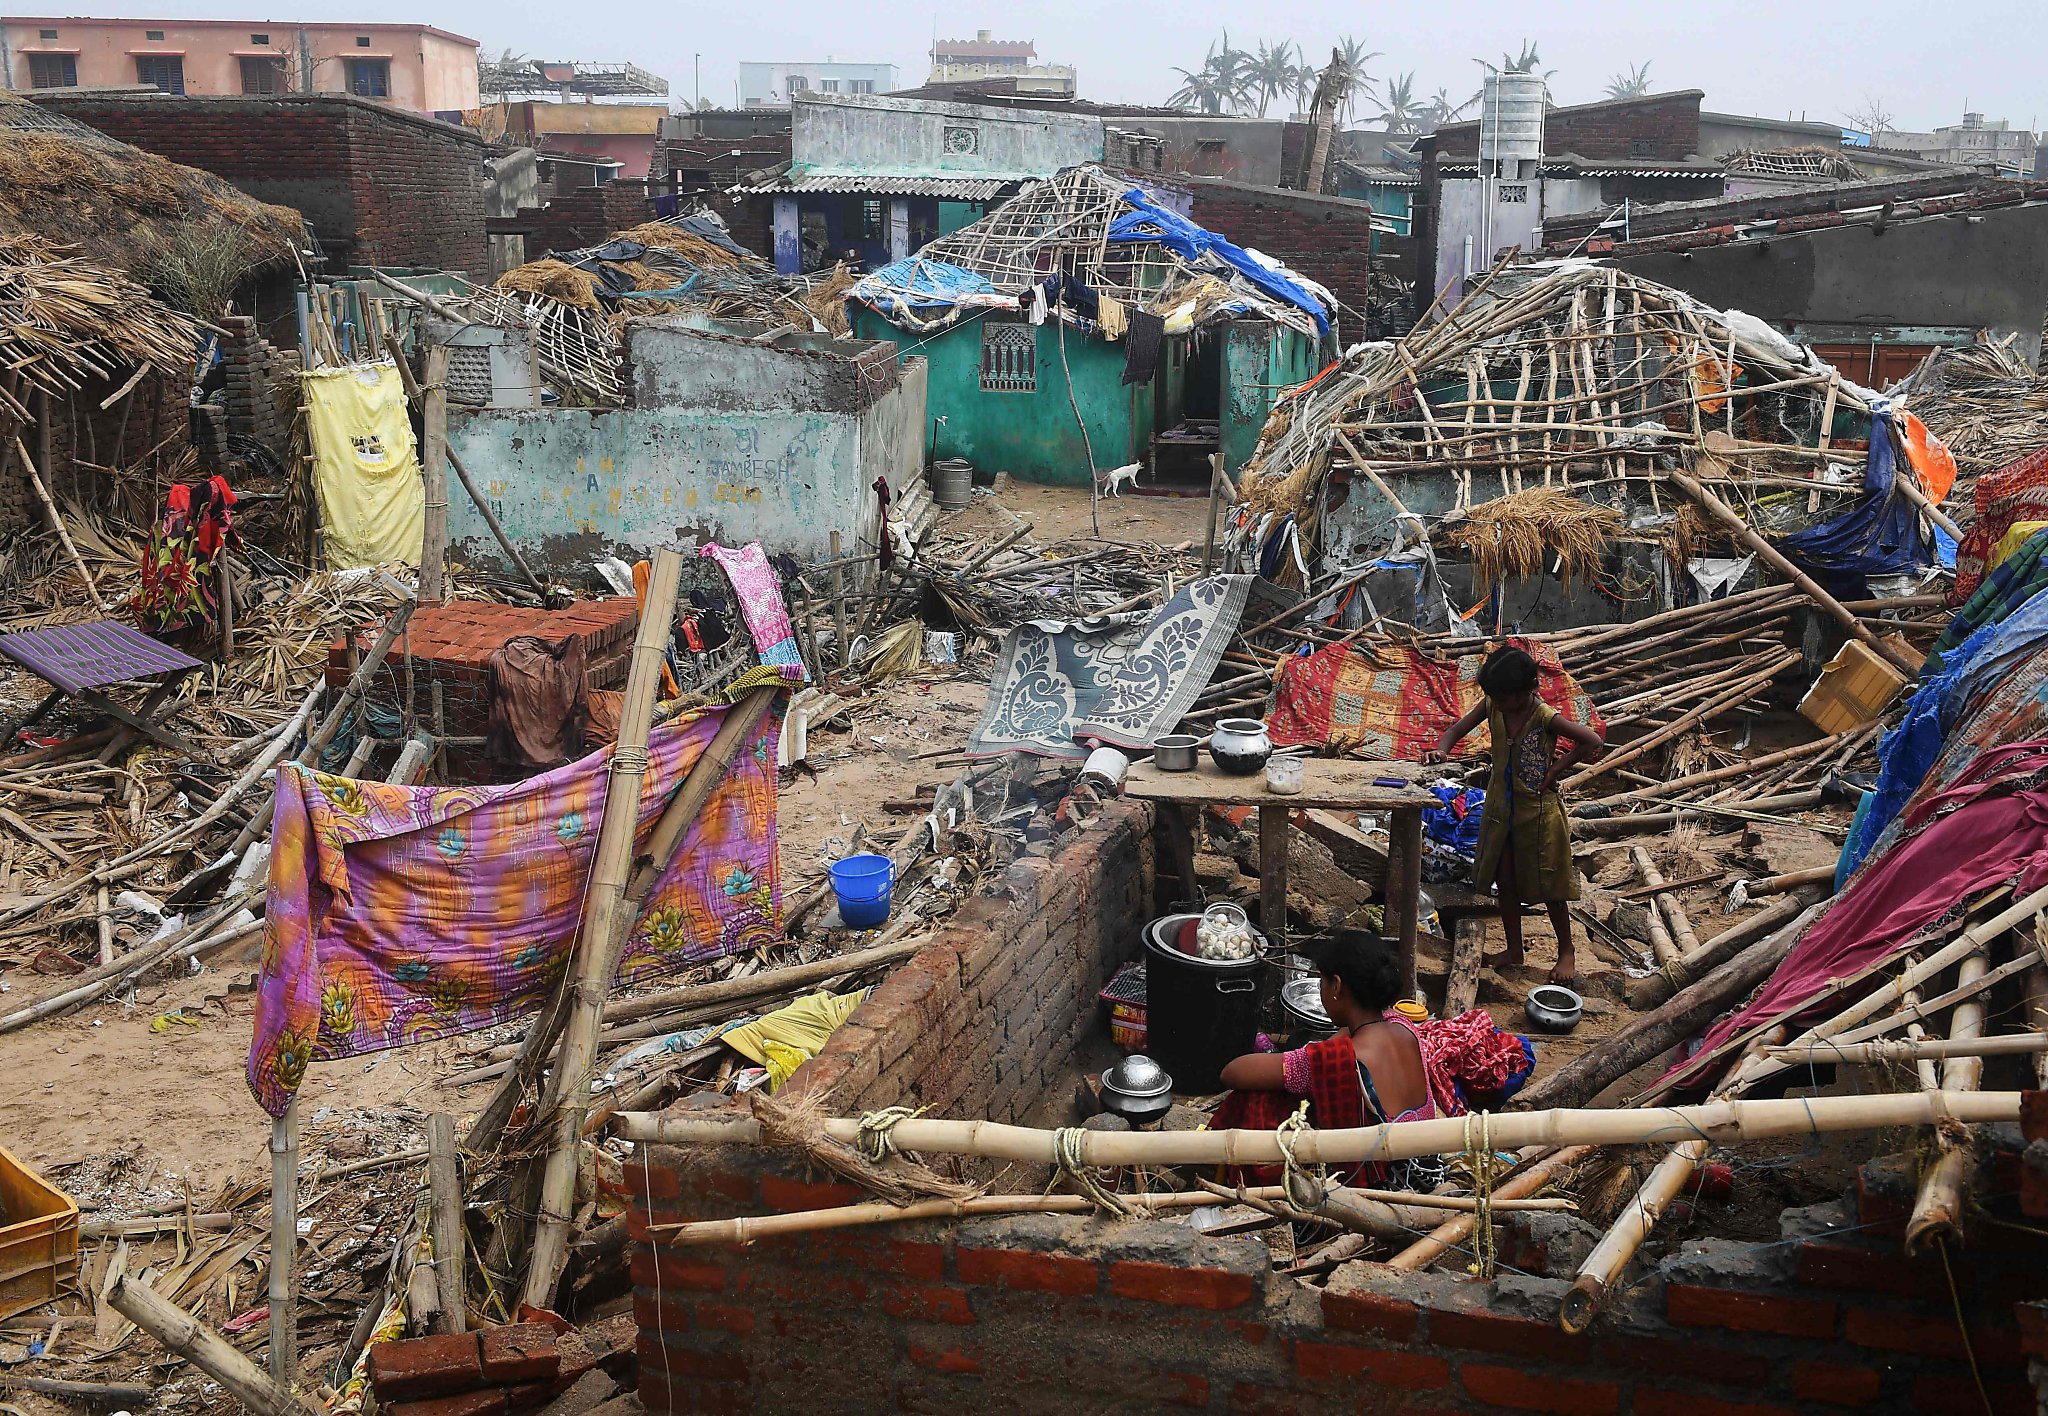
left=1478, top=645, right=1540, bottom=697
left=1305, top=929, right=1406, bottom=1010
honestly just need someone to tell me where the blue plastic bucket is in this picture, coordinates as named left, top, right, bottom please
left=829, top=853, right=894, bottom=928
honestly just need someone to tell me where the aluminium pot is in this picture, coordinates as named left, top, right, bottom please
left=1151, top=734, right=1201, bottom=772
left=1100, top=1053, right=1175, bottom=1125
left=1279, top=976, right=1339, bottom=1040
left=1208, top=718, right=1273, bottom=776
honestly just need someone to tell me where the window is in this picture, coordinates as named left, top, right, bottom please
left=1497, top=183, right=1529, bottom=204
left=786, top=75, right=808, bottom=92
left=135, top=54, right=184, bottom=93
left=848, top=79, right=873, bottom=93
left=981, top=322, right=1036, bottom=392
left=355, top=35, right=371, bottom=46
left=858, top=199, right=883, bottom=238
left=37, top=27, right=56, bottom=39
left=1629, top=137, right=1658, bottom=157
left=348, top=58, right=389, bottom=97
left=144, top=28, right=164, bottom=40
left=1196, top=138, right=1226, bottom=153
left=250, top=32, right=268, bottom=44
left=29, top=53, right=76, bottom=87
left=240, top=55, right=285, bottom=93
left=819, top=78, right=839, bottom=92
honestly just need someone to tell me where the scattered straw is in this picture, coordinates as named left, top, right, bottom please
left=496, top=259, right=602, bottom=311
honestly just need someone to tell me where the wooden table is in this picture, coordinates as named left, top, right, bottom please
left=1124, top=757, right=1439, bottom=993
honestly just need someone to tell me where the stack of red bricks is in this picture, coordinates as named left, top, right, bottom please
left=367, top=1318, right=636, bottom=1416
left=326, top=597, right=641, bottom=738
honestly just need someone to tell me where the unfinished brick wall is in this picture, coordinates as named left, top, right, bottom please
left=1184, top=182, right=1388, bottom=336
left=623, top=799, right=2044, bottom=1415
left=521, top=180, right=655, bottom=258
left=1433, top=92, right=1705, bottom=162
left=219, top=314, right=300, bottom=453
left=34, top=92, right=488, bottom=276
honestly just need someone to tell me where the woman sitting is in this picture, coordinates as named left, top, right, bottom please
left=1211, top=931, right=1439, bottom=1185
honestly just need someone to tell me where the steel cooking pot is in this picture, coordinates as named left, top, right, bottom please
left=1100, top=1053, right=1175, bottom=1124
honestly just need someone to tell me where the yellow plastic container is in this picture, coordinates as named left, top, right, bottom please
left=1798, top=640, right=1908, bottom=736
left=0, top=1143, right=79, bottom=1321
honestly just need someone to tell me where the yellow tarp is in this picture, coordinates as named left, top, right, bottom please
left=305, top=362, right=424, bottom=570
left=720, top=988, right=870, bottom=1092
left=1992, top=521, right=2048, bottom=574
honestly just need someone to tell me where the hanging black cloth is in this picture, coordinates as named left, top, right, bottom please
left=1122, top=310, right=1165, bottom=386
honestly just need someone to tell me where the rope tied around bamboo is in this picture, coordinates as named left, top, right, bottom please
left=749, top=1089, right=978, bottom=1206
left=1276, top=1102, right=1331, bottom=1213
left=1050, top=1127, right=1130, bottom=1215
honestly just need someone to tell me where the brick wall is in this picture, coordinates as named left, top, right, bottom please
left=1433, top=91, right=1705, bottom=163
left=1185, top=181, right=1380, bottom=337
left=220, top=314, right=301, bottom=453
left=522, top=181, right=654, bottom=258
left=34, top=92, right=488, bottom=276
left=622, top=797, right=2045, bottom=1415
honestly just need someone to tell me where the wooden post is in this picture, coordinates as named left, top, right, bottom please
left=1201, top=453, right=1223, bottom=574
left=1444, top=916, right=1484, bottom=1017
left=12, top=433, right=105, bottom=611
left=1257, top=803, right=1288, bottom=940
left=521, top=548, right=684, bottom=1311
left=108, top=1276, right=320, bottom=1416
left=219, top=550, right=237, bottom=662
left=829, top=530, right=850, bottom=668
left=1665, top=470, right=1919, bottom=676
left=419, top=345, right=450, bottom=604
left=268, top=1101, right=298, bottom=1388
left=1390, top=805, right=1424, bottom=997
left=1629, top=847, right=1680, bottom=965
left=426, top=1113, right=466, bottom=1334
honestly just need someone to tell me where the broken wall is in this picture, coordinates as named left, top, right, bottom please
left=446, top=326, right=925, bottom=571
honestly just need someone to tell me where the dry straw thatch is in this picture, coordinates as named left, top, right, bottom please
left=496, top=258, right=604, bottom=311
left=1446, top=487, right=1624, bottom=590
left=0, top=236, right=207, bottom=421
left=0, top=92, right=299, bottom=285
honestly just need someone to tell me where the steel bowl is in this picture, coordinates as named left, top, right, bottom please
left=1525, top=984, right=1584, bottom=1034
left=1101, top=1053, right=1175, bottom=1123
left=1152, top=734, right=1201, bottom=772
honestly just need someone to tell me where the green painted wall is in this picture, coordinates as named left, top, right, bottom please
left=936, top=201, right=985, bottom=235
left=1219, top=321, right=1322, bottom=476
left=851, top=308, right=1155, bottom=487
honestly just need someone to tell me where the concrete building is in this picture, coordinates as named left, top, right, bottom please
left=0, top=16, right=478, bottom=114
left=927, top=30, right=1073, bottom=98
left=446, top=319, right=927, bottom=572
left=1695, top=110, right=1845, bottom=163
left=739, top=60, right=897, bottom=108
left=1880, top=112, right=2037, bottom=179
left=735, top=92, right=1105, bottom=274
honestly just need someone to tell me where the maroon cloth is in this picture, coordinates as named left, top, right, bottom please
left=1678, top=780, right=2048, bottom=1087
left=486, top=634, right=588, bottom=769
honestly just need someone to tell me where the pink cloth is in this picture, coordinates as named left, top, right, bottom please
left=1679, top=782, right=2048, bottom=1086
left=702, top=541, right=804, bottom=680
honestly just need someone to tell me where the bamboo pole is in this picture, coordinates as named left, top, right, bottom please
left=268, top=1103, right=298, bottom=1386
left=419, top=345, right=449, bottom=603
left=1906, top=950, right=1988, bottom=1253
left=1387, top=1146, right=1597, bottom=1272
left=1562, top=1138, right=1708, bottom=1332
left=1665, top=471, right=1919, bottom=676
left=1740, top=864, right=1838, bottom=900
left=618, top=1091, right=2021, bottom=1167
left=1564, top=651, right=1798, bottom=789
left=1627, top=896, right=1822, bottom=1011
left=107, top=1277, right=320, bottom=1416
left=521, top=548, right=683, bottom=1310
left=426, top=1113, right=466, bottom=1334
left=1766, top=1034, right=2048, bottom=1065
left=12, top=432, right=105, bottom=611
left=828, top=530, right=849, bottom=666
left=1630, top=848, right=1687, bottom=965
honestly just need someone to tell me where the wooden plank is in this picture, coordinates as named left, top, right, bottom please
left=1125, top=758, right=1436, bottom=812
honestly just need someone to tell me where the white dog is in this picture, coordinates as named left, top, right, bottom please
left=1096, top=462, right=1142, bottom=497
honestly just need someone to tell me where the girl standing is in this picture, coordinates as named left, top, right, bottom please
left=1425, top=646, right=1605, bottom=983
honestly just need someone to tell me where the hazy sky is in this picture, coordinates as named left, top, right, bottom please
left=18, top=0, right=2043, bottom=131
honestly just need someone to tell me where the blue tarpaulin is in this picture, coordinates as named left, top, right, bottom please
left=1775, top=404, right=1931, bottom=597
left=1107, top=190, right=1331, bottom=337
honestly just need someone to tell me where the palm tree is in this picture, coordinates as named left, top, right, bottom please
left=1246, top=39, right=1302, bottom=118
left=1500, top=40, right=1553, bottom=80
left=1168, top=35, right=1254, bottom=114
left=1374, top=71, right=1424, bottom=133
left=1332, top=35, right=1380, bottom=125
left=1421, top=86, right=1475, bottom=133
left=1604, top=61, right=1653, bottom=99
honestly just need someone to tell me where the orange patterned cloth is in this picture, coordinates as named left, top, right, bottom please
left=1950, top=447, right=2048, bottom=607
left=1267, top=637, right=1602, bottom=759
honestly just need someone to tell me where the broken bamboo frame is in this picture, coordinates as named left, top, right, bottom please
left=1625, top=895, right=1823, bottom=1011
left=1562, top=651, right=1799, bottom=789
left=1765, top=1033, right=2048, bottom=1064
left=617, top=1091, right=2022, bottom=1167
left=521, top=548, right=683, bottom=1310
left=1906, top=949, right=1988, bottom=1253
left=1630, top=847, right=1685, bottom=965
left=12, top=432, right=105, bottom=610
left=108, top=1275, right=320, bottom=1416
left=419, top=344, right=449, bottom=603
left=427, top=1113, right=466, bottom=1334
left=1563, top=1138, right=1708, bottom=1332
left=1665, top=470, right=1919, bottom=676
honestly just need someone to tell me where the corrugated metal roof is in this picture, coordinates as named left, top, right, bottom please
left=731, top=172, right=1015, bottom=199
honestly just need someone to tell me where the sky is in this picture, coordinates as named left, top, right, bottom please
left=13, top=0, right=2043, bottom=132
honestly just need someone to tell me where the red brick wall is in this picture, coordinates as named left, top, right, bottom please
left=1434, top=92, right=1704, bottom=162
left=1185, top=183, right=1382, bottom=337
left=521, top=181, right=654, bottom=257
left=34, top=92, right=488, bottom=276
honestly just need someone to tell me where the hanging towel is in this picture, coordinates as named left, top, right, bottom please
left=1122, top=309, right=1165, bottom=386
left=1096, top=295, right=1128, bottom=340
left=304, top=362, right=425, bottom=570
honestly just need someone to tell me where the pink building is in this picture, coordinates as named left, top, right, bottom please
left=0, top=17, right=479, bottom=114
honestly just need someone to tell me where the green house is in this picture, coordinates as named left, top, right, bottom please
left=846, top=165, right=1333, bottom=488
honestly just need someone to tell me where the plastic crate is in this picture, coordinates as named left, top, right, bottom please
left=0, top=1144, right=79, bottom=1320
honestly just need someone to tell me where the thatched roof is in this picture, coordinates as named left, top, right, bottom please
left=0, top=91, right=301, bottom=291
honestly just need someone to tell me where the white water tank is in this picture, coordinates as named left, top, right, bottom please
left=1480, top=71, right=1546, bottom=168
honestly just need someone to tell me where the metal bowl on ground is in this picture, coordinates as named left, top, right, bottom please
left=1101, top=1053, right=1175, bottom=1125
left=1525, top=984, right=1584, bottom=1034
left=1152, top=734, right=1201, bottom=772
